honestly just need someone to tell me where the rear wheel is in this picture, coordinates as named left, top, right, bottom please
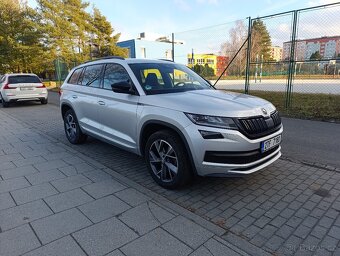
left=145, top=130, right=192, bottom=189
left=63, top=109, right=87, bottom=144
left=41, top=98, right=48, bottom=104
left=0, top=94, right=9, bottom=108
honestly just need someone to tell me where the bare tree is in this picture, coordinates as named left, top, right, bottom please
left=220, top=20, right=248, bottom=76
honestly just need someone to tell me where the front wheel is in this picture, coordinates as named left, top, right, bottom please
left=63, top=109, right=87, bottom=144
left=145, top=130, right=192, bottom=189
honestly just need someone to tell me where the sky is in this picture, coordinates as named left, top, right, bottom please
left=27, top=0, right=340, bottom=42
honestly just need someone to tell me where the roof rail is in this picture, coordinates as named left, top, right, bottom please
left=158, top=59, right=174, bottom=62
left=83, top=56, right=125, bottom=64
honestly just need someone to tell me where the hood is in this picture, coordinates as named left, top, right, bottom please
left=140, top=89, right=276, bottom=117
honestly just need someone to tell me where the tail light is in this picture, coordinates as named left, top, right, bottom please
left=3, top=83, right=16, bottom=89
left=58, top=88, right=62, bottom=96
left=36, top=84, right=46, bottom=88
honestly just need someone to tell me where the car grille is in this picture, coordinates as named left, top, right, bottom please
left=236, top=110, right=282, bottom=139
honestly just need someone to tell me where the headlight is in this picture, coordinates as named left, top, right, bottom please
left=185, top=113, right=238, bottom=130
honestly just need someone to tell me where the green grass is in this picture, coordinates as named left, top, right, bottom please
left=228, top=90, right=340, bottom=123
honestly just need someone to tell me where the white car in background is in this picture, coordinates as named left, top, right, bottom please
left=0, top=73, right=48, bottom=107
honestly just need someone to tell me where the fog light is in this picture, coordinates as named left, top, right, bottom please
left=199, top=130, right=224, bottom=139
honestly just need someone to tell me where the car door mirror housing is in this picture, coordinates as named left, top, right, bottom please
left=111, top=81, right=135, bottom=95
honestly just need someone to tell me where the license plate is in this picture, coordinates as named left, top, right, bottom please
left=20, top=87, right=33, bottom=91
left=261, top=134, right=281, bottom=152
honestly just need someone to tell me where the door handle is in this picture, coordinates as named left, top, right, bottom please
left=98, top=101, right=105, bottom=105
left=72, top=95, right=78, bottom=99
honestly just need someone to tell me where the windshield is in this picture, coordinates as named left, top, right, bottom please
left=129, top=62, right=213, bottom=95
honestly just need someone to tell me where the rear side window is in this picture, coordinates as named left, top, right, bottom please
left=8, top=75, right=40, bottom=84
left=103, top=64, right=131, bottom=90
left=68, top=68, right=83, bottom=85
left=80, top=65, right=103, bottom=88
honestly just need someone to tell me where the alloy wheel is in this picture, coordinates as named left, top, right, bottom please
left=65, top=113, right=77, bottom=140
left=149, top=139, right=178, bottom=183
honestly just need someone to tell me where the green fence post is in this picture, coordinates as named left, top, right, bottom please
left=286, top=10, right=298, bottom=108
left=245, top=17, right=252, bottom=94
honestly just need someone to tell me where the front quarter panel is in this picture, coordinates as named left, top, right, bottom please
left=137, top=105, right=192, bottom=152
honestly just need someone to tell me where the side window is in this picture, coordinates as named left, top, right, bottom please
left=81, top=65, right=103, bottom=88
left=68, top=68, right=83, bottom=85
left=103, top=64, right=131, bottom=90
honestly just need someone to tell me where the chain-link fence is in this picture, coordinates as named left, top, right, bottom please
left=174, top=19, right=249, bottom=79
left=172, top=2, right=340, bottom=121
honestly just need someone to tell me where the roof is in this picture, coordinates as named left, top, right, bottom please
left=5, top=73, right=38, bottom=77
left=80, top=57, right=175, bottom=66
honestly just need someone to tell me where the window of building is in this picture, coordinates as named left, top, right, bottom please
left=197, top=59, right=205, bottom=65
left=141, top=47, right=146, bottom=58
left=206, top=59, right=214, bottom=64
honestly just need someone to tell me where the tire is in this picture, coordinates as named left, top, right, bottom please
left=145, top=130, right=192, bottom=189
left=41, top=98, right=48, bottom=104
left=63, top=109, right=87, bottom=144
left=0, top=94, right=9, bottom=108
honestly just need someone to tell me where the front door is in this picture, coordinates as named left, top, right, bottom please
left=95, top=63, right=139, bottom=152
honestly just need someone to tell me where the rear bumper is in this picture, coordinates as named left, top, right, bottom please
left=2, top=90, right=48, bottom=102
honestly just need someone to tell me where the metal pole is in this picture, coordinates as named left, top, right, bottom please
left=89, top=44, right=92, bottom=60
left=245, top=17, right=252, bottom=94
left=191, top=48, right=194, bottom=70
left=172, top=33, right=175, bottom=62
left=56, top=58, right=62, bottom=87
left=260, top=54, right=263, bottom=83
left=286, top=10, right=298, bottom=108
left=255, top=54, right=258, bottom=83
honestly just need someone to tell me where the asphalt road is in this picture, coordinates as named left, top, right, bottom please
left=48, top=91, right=340, bottom=168
left=214, top=79, right=340, bottom=94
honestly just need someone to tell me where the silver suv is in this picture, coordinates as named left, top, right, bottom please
left=60, top=57, right=282, bottom=188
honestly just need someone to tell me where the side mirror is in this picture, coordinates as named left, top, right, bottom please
left=111, top=81, right=135, bottom=95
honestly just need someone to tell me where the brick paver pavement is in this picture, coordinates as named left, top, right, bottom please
left=1, top=102, right=340, bottom=255
left=0, top=109, right=255, bottom=256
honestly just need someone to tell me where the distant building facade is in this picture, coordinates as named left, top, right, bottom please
left=282, top=36, right=340, bottom=61
left=270, top=46, right=283, bottom=61
left=117, top=33, right=186, bottom=64
left=187, top=53, right=229, bottom=76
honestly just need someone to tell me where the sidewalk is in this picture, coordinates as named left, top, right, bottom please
left=0, top=110, right=267, bottom=256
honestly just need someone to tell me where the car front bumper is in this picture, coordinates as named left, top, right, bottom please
left=183, top=123, right=283, bottom=177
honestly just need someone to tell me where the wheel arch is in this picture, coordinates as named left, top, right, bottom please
left=139, top=120, right=198, bottom=175
left=61, top=103, right=73, bottom=118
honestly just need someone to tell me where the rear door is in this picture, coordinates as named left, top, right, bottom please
left=71, top=64, right=104, bottom=135
left=95, top=63, right=140, bottom=152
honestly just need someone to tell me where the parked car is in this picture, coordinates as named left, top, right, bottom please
left=60, top=57, right=283, bottom=189
left=0, top=73, right=48, bottom=107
